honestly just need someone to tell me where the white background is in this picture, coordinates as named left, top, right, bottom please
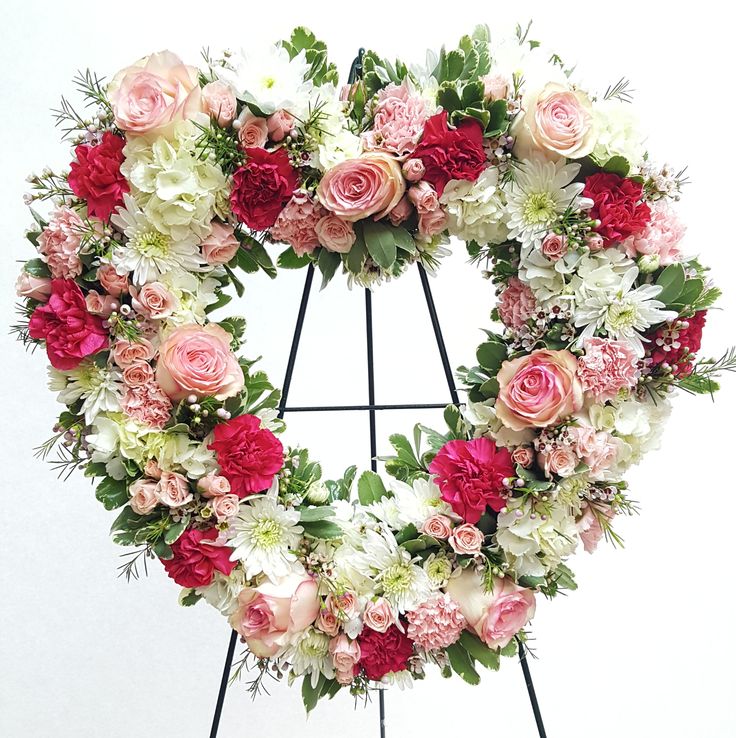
left=1, top=2, right=735, bottom=736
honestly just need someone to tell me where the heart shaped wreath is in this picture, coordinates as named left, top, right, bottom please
left=15, top=25, right=734, bottom=710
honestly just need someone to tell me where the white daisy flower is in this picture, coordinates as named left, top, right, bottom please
left=284, top=627, right=335, bottom=688
left=228, top=496, right=304, bottom=580
left=49, top=362, right=123, bottom=424
left=370, top=477, right=453, bottom=530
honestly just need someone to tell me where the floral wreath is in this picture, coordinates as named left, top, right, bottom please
left=15, top=25, right=734, bottom=710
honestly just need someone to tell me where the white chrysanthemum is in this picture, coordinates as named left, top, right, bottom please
left=49, top=362, right=123, bottom=424
left=228, top=497, right=304, bottom=580
left=196, top=569, right=246, bottom=616
left=570, top=249, right=636, bottom=302
left=284, top=627, right=335, bottom=688
left=423, top=553, right=453, bottom=590
left=591, top=99, right=646, bottom=168
left=440, top=168, right=509, bottom=246
left=574, top=266, right=677, bottom=355
left=370, top=477, right=452, bottom=530
left=217, top=44, right=313, bottom=116
left=505, top=158, right=590, bottom=249
left=111, top=195, right=206, bottom=286
left=312, top=93, right=362, bottom=171
left=496, top=498, right=579, bottom=577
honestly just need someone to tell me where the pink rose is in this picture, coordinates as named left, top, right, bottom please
left=315, top=214, right=356, bottom=254
left=538, top=445, right=578, bottom=477
left=112, top=337, right=155, bottom=368
left=482, top=74, right=510, bottom=101
left=317, top=606, right=340, bottom=636
left=122, top=361, right=155, bottom=388
left=328, top=591, right=359, bottom=620
left=97, top=264, right=129, bottom=296
left=586, top=233, right=605, bottom=252
left=236, top=111, right=268, bottom=149
left=317, top=153, right=406, bottom=222
left=131, top=282, right=177, bottom=320
left=330, top=635, right=360, bottom=685
left=363, top=598, right=395, bottom=633
left=496, top=349, right=584, bottom=431
left=577, top=337, right=639, bottom=403
left=155, top=323, right=244, bottom=402
left=449, top=523, right=485, bottom=555
left=388, top=195, right=413, bottom=226
left=129, top=478, right=159, bottom=515
left=155, top=471, right=193, bottom=508
left=498, top=277, right=537, bottom=332
left=421, top=514, right=453, bottom=540
left=269, top=193, right=325, bottom=256
left=541, top=232, right=568, bottom=261
left=211, top=493, right=240, bottom=522
left=16, top=272, right=52, bottom=302
left=108, top=51, right=203, bottom=134
left=200, top=222, right=240, bottom=265
left=447, top=569, right=536, bottom=649
left=408, top=181, right=440, bottom=214
left=511, top=446, right=534, bottom=468
left=85, top=290, right=117, bottom=317
left=201, top=81, right=236, bottom=127
left=197, top=472, right=231, bottom=498
left=38, top=207, right=84, bottom=279
left=418, top=206, right=448, bottom=238
left=267, top=110, right=295, bottom=142
left=144, top=459, right=163, bottom=480
left=229, top=573, right=320, bottom=658
left=402, top=158, right=425, bottom=182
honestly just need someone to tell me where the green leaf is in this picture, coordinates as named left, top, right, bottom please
left=479, top=377, right=500, bottom=398
left=458, top=631, right=501, bottom=671
left=152, top=538, right=173, bottom=560
left=446, top=643, right=481, bottom=685
left=234, top=246, right=260, bottom=274
left=301, top=674, right=322, bottom=713
left=362, top=221, right=397, bottom=269
left=243, top=240, right=277, bottom=279
left=655, top=263, right=685, bottom=306
left=299, top=506, right=336, bottom=523
left=223, top=264, right=244, bottom=297
left=23, top=258, right=51, bottom=278
left=301, top=520, right=344, bottom=540
left=499, top=639, right=518, bottom=658
left=357, top=470, right=387, bottom=505
left=443, top=404, right=465, bottom=437
left=437, top=83, right=462, bottom=113
left=602, top=155, right=631, bottom=178
left=673, top=278, right=704, bottom=308
left=446, top=49, right=465, bottom=80
left=476, top=341, right=508, bottom=373
left=345, top=229, right=368, bottom=275
left=179, top=589, right=202, bottom=607
left=95, top=477, right=128, bottom=511
left=554, top=562, right=578, bottom=591
left=278, top=247, right=312, bottom=270
left=676, top=373, right=720, bottom=395
left=486, top=99, right=509, bottom=135
left=317, top=248, right=341, bottom=289
left=395, top=523, right=419, bottom=545
left=392, top=226, right=416, bottom=254
left=84, top=462, right=107, bottom=478
left=461, top=80, right=484, bottom=108
left=164, top=520, right=187, bottom=545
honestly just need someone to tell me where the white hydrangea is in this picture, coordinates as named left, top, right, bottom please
left=196, top=569, right=246, bottom=616
left=518, top=247, right=581, bottom=307
left=313, top=93, right=362, bottom=171
left=158, top=271, right=221, bottom=325
left=591, top=99, right=647, bottom=168
left=610, top=396, right=672, bottom=473
left=462, top=400, right=535, bottom=447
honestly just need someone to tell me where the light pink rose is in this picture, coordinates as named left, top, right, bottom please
left=576, top=504, right=614, bottom=553
left=328, top=591, right=359, bottom=620
left=586, top=233, right=605, bottom=252
left=267, top=110, right=295, bottom=142
left=363, top=598, right=395, bottom=633
left=269, top=193, right=325, bottom=256
left=211, top=493, right=240, bottom=522
left=85, top=289, right=117, bottom=317
left=144, top=458, right=163, bottom=480
left=496, top=349, right=584, bottom=431
left=402, top=158, right=425, bottom=182
left=541, top=232, right=568, bottom=261
left=108, top=51, right=203, bottom=134
left=201, top=81, right=237, bottom=127
left=577, top=337, right=639, bottom=402
left=112, top=337, right=155, bottom=368
left=622, top=201, right=686, bottom=267
left=421, top=514, right=453, bottom=539
left=315, top=214, right=356, bottom=253
left=418, top=206, right=448, bottom=238
left=16, top=272, right=52, bottom=302
left=229, top=573, right=320, bottom=658
left=449, top=523, right=485, bottom=555
left=38, top=207, right=84, bottom=279
left=447, top=569, right=536, bottom=649
left=236, top=111, right=268, bottom=148
left=131, top=282, right=177, bottom=320
left=317, top=606, right=340, bottom=636
left=200, top=222, right=240, bottom=265
left=197, top=472, right=231, bottom=498
left=155, top=470, right=193, bottom=508
left=122, top=361, right=155, bottom=388
left=129, top=478, right=159, bottom=515
left=97, top=264, right=129, bottom=296
left=155, top=323, right=244, bottom=402
left=388, top=195, right=413, bottom=226
left=511, top=446, right=534, bottom=468
left=538, top=445, right=578, bottom=477
left=482, top=74, right=510, bottom=101
left=330, top=635, right=360, bottom=685
left=317, top=153, right=406, bottom=222
left=498, top=277, right=537, bottom=331
left=408, top=181, right=440, bottom=214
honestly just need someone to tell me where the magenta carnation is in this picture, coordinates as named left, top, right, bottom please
left=358, top=624, right=414, bottom=681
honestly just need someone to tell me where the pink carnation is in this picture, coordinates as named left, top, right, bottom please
left=622, top=202, right=686, bottom=266
left=361, top=81, right=430, bottom=159
left=498, top=277, right=537, bottom=331
left=121, top=381, right=173, bottom=429
left=406, top=594, right=466, bottom=651
left=269, top=192, right=326, bottom=257
left=568, top=424, right=619, bottom=481
left=577, top=337, right=639, bottom=402
left=38, top=207, right=84, bottom=279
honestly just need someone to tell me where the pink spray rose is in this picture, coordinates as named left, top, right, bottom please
left=131, top=282, right=177, bottom=320
left=97, top=264, right=129, bottom=296
left=129, top=478, right=159, bottom=515
left=511, top=446, right=534, bottom=469
left=229, top=573, right=320, bottom=658
left=85, top=290, right=117, bottom=317
left=447, top=569, right=536, bottom=649
left=402, top=158, right=425, bottom=182
left=122, top=361, right=155, bottom=388
left=387, top=195, right=413, bottom=227
left=16, top=272, right=52, bottom=302
left=538, top=445, right=578, bottom=478
left=497, top=277, right=537, bottom=332
left=201, top=81, right=236, bottom=127
left=421, top=514, right=453, bottom=540
left=155, top=471, right=193, bottom=508
left=112, top=337, right=155, bottom=368
left=418, top=206, right=448, bottom=238
left=38, top=207, right=84, bottom=280
left=200, top=222, right=240, bottom=265
left=577, top=337, right=639, bottom=402
left=269, top=192, right=326, bottom=256
left=236, top=111, right=269, bottom=148
left=317, top=606, right=340, bottom=636
left=495, top=349, right=584, bottom=431
left=541, top=232, right=569, bottom=261
left=315, top=214, right=356, bottom=253
left=155, top=323, right=244, bottom=402
left=211, top=493, right=240, bottom=522
left=267, top=110, right=295, bottom=142
left=363, top=598, right=395, bottom=633
left=329, top=635, right=361, bottom=685
left=197, top=472, right=231, bottom=498
left=448, top=523, right=485, bottom=555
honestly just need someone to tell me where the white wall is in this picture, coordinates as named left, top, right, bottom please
left=1, top=2, right=734, bottom=736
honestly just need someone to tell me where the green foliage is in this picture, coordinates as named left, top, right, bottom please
left=446, top=643, right=480, bottom=685
left=458, top=631, right=501, bottom=670
left=218, top=316, right=247, bottom=349
left=654, top=262, right=685, bottom=306
left=23, top=258, right=51, bottom=278
left=277, top=247, right=312, bottom=270
left=95, top=477, right=129, bottom=510
left=281, top=28, right=338, bottom=86
left=317, top=248, right=341, bottom=289
left=357, top=470, right=388, bottom=505
left=601, top=155, right=630, bottom=178
left=360, top=221, right=413, bottom=270
left=324, top=465, right=357, bottom=502
left=300, top=520, right=343, bottom=540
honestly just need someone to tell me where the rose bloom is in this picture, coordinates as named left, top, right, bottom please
left=577, top=337, right=639, bottom=402
left=429, top=437, right=514, bottom=524
left=418, top=206, right=448, bottom=239
left=387, top=195, right=412, bottom=227
left=122, top=360, right=155, bottom=388
left=495, top=349, right=584, bottom=431
left=155, top=323, right=243, bottom=402
left=229, top=573, right=320, bottom=658
left=511, top=446, right=534, bottom=468
left=162, top=527, right=236, bottom=589
left=85, top=289, right=116, bottom=317
left=270, top=192, right=326, bottom=256
left=408, top=181, right=440, bottom=214
left=482, top=73, right=509, bottom=101
left=201, top=80, right=237, bottom=127
left=329, top=635, right=360, bottom=685
left=121, top=381, right=172, bottom=429
left=402, top=158, right=425, bottom=182
left=97, top=264, right=129, bottom=296
left=211, top=493, right=240, bottom=522
left=129, top=478, right=158, bottom=515
left=112, top=337, right=155, bottom=368
left=15, top=272, right=52, bottom=302
left=541, top=232, right=568, bottom=261
left=622, top=201, right=686, bottom=267
left=200, top=222, right=240, bottom=265
left=327, top=591, right=360, bottom=620
left=448, top=570, right=536, bottom=649
left=155, top=470, right=193, bottom=508
left=497, top=277, right=537, bottom=332
left=108, top=51, right=203, bottom=134
left=236, top=111, right=269, bottom=148
left=267, top=110, right=295, bottom=142
left=28, top=279, right=108, bottom=370
left=538, top=445, right=578, bottom=478
left=583, top=173, right=651, bottom=246
left=363, top=598, right=394, bottom=633
left=68, top=132, right=128, bottom=220
left=208, top=414, right=284, bottom=498
left=449, top=523, right=485, bottom=555
left=131, top=281, right=177, bottom=320
left=197, top=472, right=231, bottom=498
left=230, top=147, right=299, bottom=230
left=144, top=459, right=163, bottom=480
left=316, top=153, right=406, bottom=222
left=315, top=214, right=356, bottom=254
left=317, top=606, right=340, bottom=636
left=411, top=110, right=486, bottom=196
left=358, top=624, right=414, bottom=681
left=421, top=514, right=453, bottom=539
left=38, top=207, right=84, bottom=279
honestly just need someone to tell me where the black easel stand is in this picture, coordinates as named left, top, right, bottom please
left=208, top=51, right=547, bottom=738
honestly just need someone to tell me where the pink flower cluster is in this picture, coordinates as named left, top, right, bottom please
left=406, top=594, right=466, bottom=651
left=498, top=277, right=537, bottom=331
left=577, top=337, right=640, bottom=402
left=269, top=193, right=326, bottom=256
left=623, top=202, right=686, bottom=266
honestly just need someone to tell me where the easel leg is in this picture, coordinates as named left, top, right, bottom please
left=518, top=639, right=547, bottom=738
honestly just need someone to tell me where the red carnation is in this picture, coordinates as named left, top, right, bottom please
left=411, top=110, right=486, bottom=196
left=358, top=624, right=414, bottom=681
left=429, top=438, right=514, bottom=524
left=161, top=527, right=236, bottom=589
left=208, top=414, right=284, bottom=498
left=68, top=132, right=129, bottom=220
left=28, top=279, right=108, bottom=370
left=647, top=310, right=707, bottom=377
left=583, top=172, right=651, bottom=246
left=230, top=147, right=299, bottom=230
